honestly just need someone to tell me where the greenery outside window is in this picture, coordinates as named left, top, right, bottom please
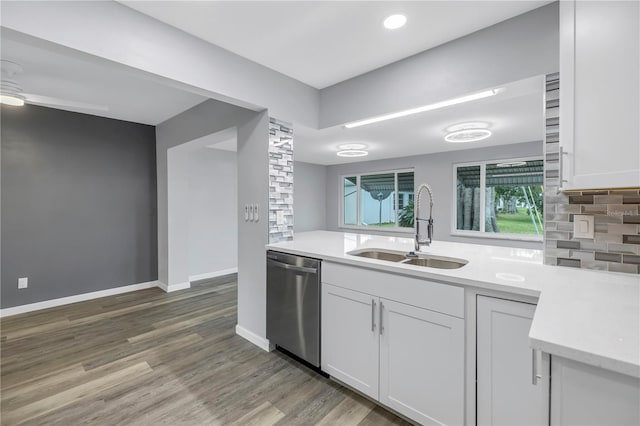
left=453, top=158, right=543, bottom=240
left=341, top=169, right=415, bottom=231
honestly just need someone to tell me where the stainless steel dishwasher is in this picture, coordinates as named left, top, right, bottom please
left=266, top=250, right=321, bottom=368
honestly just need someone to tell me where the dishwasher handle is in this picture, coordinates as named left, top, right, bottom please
left=267, top=258, right=318, bottom=274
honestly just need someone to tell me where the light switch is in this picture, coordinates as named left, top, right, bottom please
left=573, top=214, right=594, bottom=239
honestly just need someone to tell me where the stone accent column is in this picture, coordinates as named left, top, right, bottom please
left=268, top=118, right=294, bottom=243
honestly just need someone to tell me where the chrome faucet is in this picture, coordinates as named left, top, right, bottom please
left=415, top=183, right=434, bottom=251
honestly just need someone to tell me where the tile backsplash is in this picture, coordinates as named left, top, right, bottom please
left=543, top=73, right=640, bottom=274
left=268, top=117, right=294, bottom=243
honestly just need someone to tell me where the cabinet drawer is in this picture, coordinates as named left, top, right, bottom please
left=322, top=262, right=464, bottom=319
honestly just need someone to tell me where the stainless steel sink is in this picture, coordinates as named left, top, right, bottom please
left=402, top=256, right=467, bottom=269
left=347, top=249, right=468, bottom=270
left=348, top=249, right=407, bottom=262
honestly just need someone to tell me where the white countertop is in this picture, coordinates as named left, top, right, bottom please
left=267, top=230, right=640, bottom=378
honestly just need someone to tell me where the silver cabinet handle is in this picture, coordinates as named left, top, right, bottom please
left=379, top=301, right=384, bottom=335
left=532, top=349, right=543, bottom=385
left=371, top=299, right=376, bottom=332
left=559, top=146, right=569, bottom=185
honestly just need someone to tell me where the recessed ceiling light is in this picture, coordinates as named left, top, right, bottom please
left=0, top=94, right=24, bottom=106
left=444, top=129, right=492, bottom=143
left=337, top=150, right=369, bottom=157
left=338, top=143, right=367, bottom=150
left=344, top=89, right=502, bottom=129
left=383, top=14, right=407, bottom=30
left=496, top=161, right=527, bottom=168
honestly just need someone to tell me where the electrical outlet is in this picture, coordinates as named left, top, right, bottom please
left=18, top=277, right=28, bottom=289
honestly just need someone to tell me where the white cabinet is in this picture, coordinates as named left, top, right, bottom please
left=379, top=299, right=464, bottom=426
left=476, top=296, right=549, bottom=426
left=321, top=272, right=465, bottom=426
left=550, top=356, right=640, bottom=426
left=559, top=0, right=640, bottom=190
left=321, top=284, right=379, bottom=400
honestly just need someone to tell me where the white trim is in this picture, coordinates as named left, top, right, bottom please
left=157, top=281, right=190, bottom=293
left=0, top=281, right=159, bottom=318
left=189, top=268, right=238, bottom=282
left=235, top=324, right=274, bottom=352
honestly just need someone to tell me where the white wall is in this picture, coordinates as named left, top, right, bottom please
left=325, top=141, right=543, bottom=250
left=319, top=2, right=559, bottom=127
left=1, top=2, right=318, bottom=127
left=188, top=148, right=237, bottom=277
left=293, top=161, right=328, bottom=232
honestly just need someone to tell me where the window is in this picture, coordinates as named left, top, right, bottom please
left=341, top=170, right=415, bottom=230
left=453, top=158, right=543, bottom=240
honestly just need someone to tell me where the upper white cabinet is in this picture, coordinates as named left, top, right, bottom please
left=476, top=296, right=549, bottom=426
left=559, top=0, right=640, bottom=190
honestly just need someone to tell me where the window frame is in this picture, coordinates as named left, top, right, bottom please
left=339, top=168, right=415, bottom=233
left=451, top=156, right=544, bottom=242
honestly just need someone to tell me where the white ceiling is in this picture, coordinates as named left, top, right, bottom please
left=120, top=0, right=552, bottom=89
left=295, top=76, right=544, bottom=165
left=1, top=31, right=207, bottom=125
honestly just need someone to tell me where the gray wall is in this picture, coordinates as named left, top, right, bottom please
left=188, top=148, right=237, bottom=277
left=320, top=2, right=559, bottom=127
left=1, top=104, right=157, bottom=308
left=294, top=161, right=328, bottom=233
left=325, top=141, right=543, bottom=250
left=155, top=98, right=269, bottom=339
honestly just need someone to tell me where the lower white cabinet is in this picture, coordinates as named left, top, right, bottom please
left=322, top=282, right=465, bottom=425
left=476, top=296, right=549, bottom=426
left=321, top=284, right=379, bottom=400
left=550, top=356, right=640, bottom=426
left=380, top=299, right=464, bottom=426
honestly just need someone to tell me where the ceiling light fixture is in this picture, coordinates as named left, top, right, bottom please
left=338, top=143, right=367, bottom=150
left=444, top=128, right=492, bottom=143
left=337, top=150, right=368, bottom=158
left=383, top=14, right=407, bottom=30
left=344, top=89, right=502, bottom=129
left=0, top=94, right=25, bottom=106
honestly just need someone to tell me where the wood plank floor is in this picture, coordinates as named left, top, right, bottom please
left=1, top=275, right=411, bottom=425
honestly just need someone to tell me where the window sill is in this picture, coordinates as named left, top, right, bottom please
left=339, top=225, right=415, bottom=234
left=450, top=230, right=543, bottom=243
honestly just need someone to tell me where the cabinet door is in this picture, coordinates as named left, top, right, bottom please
left=550, top=356, right=640, bottom=426
left=476, top=296, right=549, bottom=426
left=560, top=0, right=640, bottom=189
left=321, top=283, right=379, bottom=400
left=379, top=299, right=464, bottom=426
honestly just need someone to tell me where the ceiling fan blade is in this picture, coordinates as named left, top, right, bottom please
left=23, top=94, right=109, bottom=111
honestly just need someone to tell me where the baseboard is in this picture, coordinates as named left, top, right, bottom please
left=235, top=324, right=274, bottom=352
left=189, top=268, right=238, bottom=282
left=156, top=281, right=190, bottom=293
left=0, top=281, right=159, bottom=318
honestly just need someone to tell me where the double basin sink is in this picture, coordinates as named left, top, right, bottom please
left=347, top=248, right=468, bottom=270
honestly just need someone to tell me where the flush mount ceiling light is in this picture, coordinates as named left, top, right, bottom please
left=496, top=161, right=527, bottom=168
left=344, top=89, right=502, bottom=129
left=0, top=94, right=25, bottom=106
left=338, top=143, right=367, bottom=150
left=337, top=150, right=368, bottom=157
left=383, top=14, right=407, bottom=30
left=444, top=128, right=492, bottom=143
